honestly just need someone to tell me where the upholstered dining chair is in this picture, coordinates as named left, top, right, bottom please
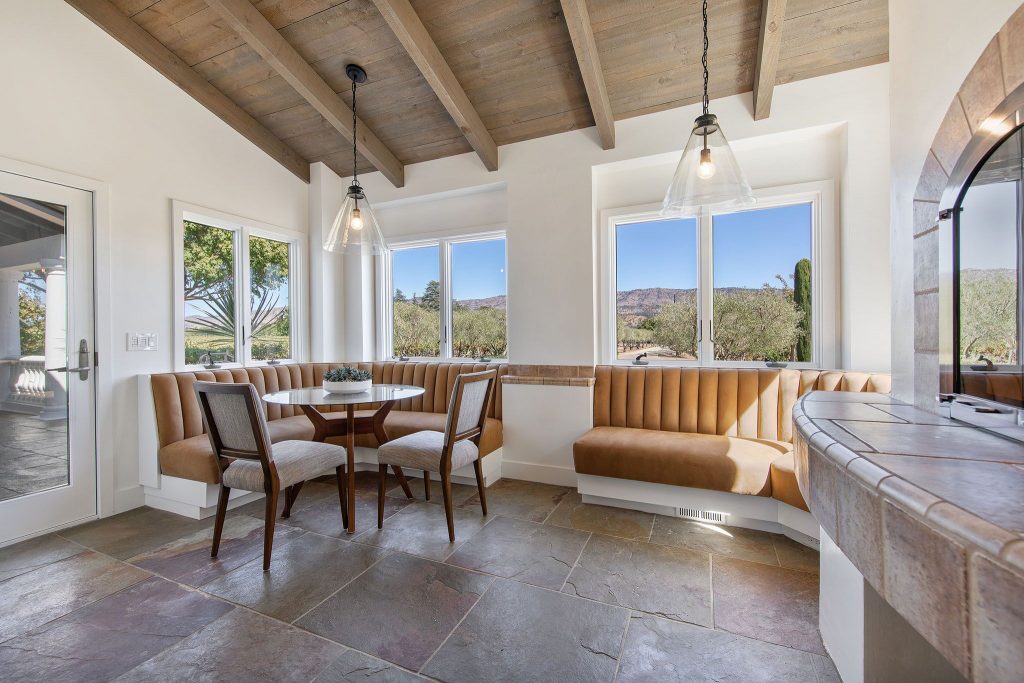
left=194, top=381, right=350, bottom=570
left=375, top=369, right=498, bottom=542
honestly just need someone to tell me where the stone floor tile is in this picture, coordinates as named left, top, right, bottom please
left=128, top=515, right=305, bottom=587
left=296, top=552, right=492, bottom=671
left=422, top=579, right=628, bottom=683
left=0, top=550, right=149, bottom=642
left=59, top=507, right=213, bottom=560
left=0, top=533, right=82, bottom=582
left=650, top=517, right=781, bottom=566
left=231, top=481, right=340, bottom=519
left=616, top=613, right=822, bottom=682
left=774, top=535, right=820, bottom=573
left=457, top=478, right=569, bottom=523
left=446, top=516, right=589, bottom=590
left=545, top=491, right=654, bottom=541
left=386, top=477, right=478, bottom=507
left=0, top=576, right=232, bottom=682
left=563, top=534, right=711, bottom=626
left=713, top=556, right=824, bottom=654
left=280, top=491, right=414, bottom=539
left=119, top=608, right=342, bottom=682
left=313, top=648, right=424, bottom=682
left=203, top=534, right=387, bottom=622
left=812, top=653, right=843, bottom=683
left=352, top=502, right=489, bottom=561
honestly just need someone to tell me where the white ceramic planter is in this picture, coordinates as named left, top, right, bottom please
left=323, top=379, right=372, bottom=394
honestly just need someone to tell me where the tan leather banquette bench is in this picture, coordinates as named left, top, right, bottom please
left=573, top=367, right=891, bottom=511
left=151, top=361, right=507, bottom=484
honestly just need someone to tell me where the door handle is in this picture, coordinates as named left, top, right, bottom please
left=46, top=339, right=91, bottom=380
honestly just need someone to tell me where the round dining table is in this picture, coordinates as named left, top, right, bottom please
left=263, top=384, right=426, bottom=534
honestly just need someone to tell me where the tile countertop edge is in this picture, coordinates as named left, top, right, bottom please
left=793, top=392, right=1024, bottom=683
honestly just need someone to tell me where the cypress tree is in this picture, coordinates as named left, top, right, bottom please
left=794, top=258, right=812, bottom=361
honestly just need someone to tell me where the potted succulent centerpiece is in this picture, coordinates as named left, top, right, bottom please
left=323, top=367, right=372, bottom=394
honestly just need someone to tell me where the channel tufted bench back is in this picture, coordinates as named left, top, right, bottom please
left=150, top=361, right=506, bottom=449
left=592, top=367, right=891, bottom=444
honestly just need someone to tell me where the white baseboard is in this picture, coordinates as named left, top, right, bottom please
left=500, top=459, right=578, bottom=487
left=577, top=474, right=819, bottom=547
left=114, top=485, right=145, bottom=513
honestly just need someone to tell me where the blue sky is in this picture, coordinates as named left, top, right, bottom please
left=616, top=203, right=812, bottom=291
left=393, top=238, right=506, bottom=300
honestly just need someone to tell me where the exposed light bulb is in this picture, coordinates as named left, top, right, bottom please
left=350, top=207, right=363, bottom=230
left=697, top=147, right=716, bottom=179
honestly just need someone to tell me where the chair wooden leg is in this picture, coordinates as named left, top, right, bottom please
left=335, top=466, right=349, bottom=530
left=440, top=468, right=455, bottom=543
left=423, top=470, right=431, bottom=501
left=282, top=481, right=304, bottom=519
left=211, top=484, right=230, bottom=558
left=391, top=466, right=414, bottom=499
left=263, top=485, right=279, bottom=571
left=378, top=464, right=388, bottom=529
left=473, top=458, right=487, bottom=516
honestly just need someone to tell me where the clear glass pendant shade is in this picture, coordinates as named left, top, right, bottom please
left=323, top=182, right=386, bottom=255
left=661, top=114, right=755, bottom=217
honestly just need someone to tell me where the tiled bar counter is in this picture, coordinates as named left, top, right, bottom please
left=793, top=391, right=1024, bottom=683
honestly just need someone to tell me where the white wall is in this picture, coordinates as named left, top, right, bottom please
left=0, top=1, right=309, bottom=512
left=327, top=64, right=892, bottom=372
left=888, top=0, right=1022, bottom=403
left=313, top=64, right=892, bottom=481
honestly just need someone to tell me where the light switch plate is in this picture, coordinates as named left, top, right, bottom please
left=127, top=332, right=158, bottom=351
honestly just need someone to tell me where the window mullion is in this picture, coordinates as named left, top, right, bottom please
left=238, top=228, right=250, bottom=366
left=698, top=209, right=714, bottom=365
left=440, top=239, right=452, bottom=359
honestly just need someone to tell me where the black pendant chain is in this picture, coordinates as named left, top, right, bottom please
left=350, top=79, right=358, bottom=184
left=700, top=0, right=708, bottom=116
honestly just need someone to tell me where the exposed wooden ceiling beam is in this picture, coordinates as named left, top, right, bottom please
left=64, top=0, right=310, bottom=183
left=753, top=0, right=788, bottom=120
left=371, top=0, right=498, bottom=172
left=559, top=0, right=615, bottom=149
left=205, top=0, right=405, bottom=188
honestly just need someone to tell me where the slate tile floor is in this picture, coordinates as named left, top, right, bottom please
left=0, top=474, right=841, bottom=682
left=0, top=413, right=68, bottom=502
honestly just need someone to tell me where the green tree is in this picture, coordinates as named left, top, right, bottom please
left=650, top=297, right=698, bottom=358
left=394, top=289, right=407, bottom=303
left=713, top=286, right=802, bottom=361
left=420, top=280, right=441, bottom=311
left=794, top=258, right=812, bottom=361
left=453, top=307, right=507, bottom=358
left=183, top=222, right=291, bottom=362
left=18, top=289, right=45, bottom=355
left=393, top=300, right=440, bottom=356
left=960, top=269, right=1017, bottom=363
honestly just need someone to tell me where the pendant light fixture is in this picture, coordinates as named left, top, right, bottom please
left=323, top=64, right=387, bottom=255
left=662, top=0, right=754, bottom=216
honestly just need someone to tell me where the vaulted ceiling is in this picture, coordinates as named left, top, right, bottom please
left=68, top=0, right=888, bottom=186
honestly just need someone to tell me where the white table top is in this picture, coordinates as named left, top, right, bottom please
left=262, top=384, right=425, bottom=406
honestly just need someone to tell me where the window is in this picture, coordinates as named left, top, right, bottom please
left=712, top=204, right=812, bottom=363
left=615, top=217, right=698, bottom=361
left=602, top=182, right=834, bottom=367
left=174, top=202, right=305, bottom=369
left=387, top=233, right=507, bottom=360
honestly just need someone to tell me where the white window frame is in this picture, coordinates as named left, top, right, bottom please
left=379, top=226, right=508, bottom=362
left=599, top=180, right=837, bottom=368
left=173, top=200, right=307, bottom=371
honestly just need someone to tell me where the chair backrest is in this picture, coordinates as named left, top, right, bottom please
left=193, top=381, right=272, bottom=469
left=444, top=369, right=498, bottom=445
left=151, top=361, right=507, bottom=449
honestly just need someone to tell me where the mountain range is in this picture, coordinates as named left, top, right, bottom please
left=457, top=287, right=753, bottom=317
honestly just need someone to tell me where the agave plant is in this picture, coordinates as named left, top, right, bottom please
left=324, top=367, right=371, bottom=382
left=187, top=285, right=285, bottom=345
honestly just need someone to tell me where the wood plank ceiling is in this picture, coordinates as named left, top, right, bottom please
left=73, top=0, right=888, bottom=185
